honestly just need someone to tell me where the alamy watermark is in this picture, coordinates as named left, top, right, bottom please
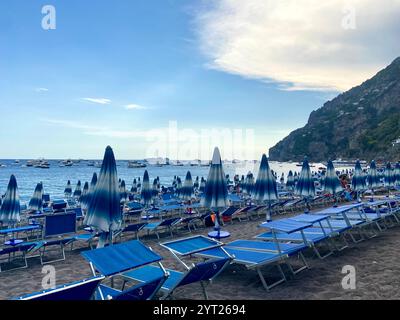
left=341, top=265, right=356, bottom=290
left=42, top=265, right=56, bottom=290
left=42, top=5, right=56, bottom=30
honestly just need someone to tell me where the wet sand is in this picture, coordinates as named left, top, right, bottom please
left=1, top=205, right=400, bottom=300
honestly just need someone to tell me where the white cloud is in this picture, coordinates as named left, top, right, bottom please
left=194, top=0, right=400, bottom=91
left=40, top=118, right=157, bottom=139
left=124, top=104, right=147, bottom=110
left=82, top=98, right=112, bottom=105
left=35, top=87, right=49, bottom=92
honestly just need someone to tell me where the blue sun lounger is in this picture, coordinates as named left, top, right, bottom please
left=82, top=240, right=168, bottom=300
left=123, top=235, right=231, bottom=299
left=0, top=242, right=37, bottom=272
left=0, top=224, right=42, bottom=242
left=256, top=219, right=334, bottom=259
left=143, top=217, right=182, bottom=239
left=315, top=203, right=379, bottom=241
left=14, top=276, right=104, bottom=300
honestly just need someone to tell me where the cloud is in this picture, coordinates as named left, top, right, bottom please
left=194, top=0, right=400, bottom=91
left=35, top=88, right=49, bottom=92
left=40, top=118, right=157, bottom=139
left=82, top=98, right=112, bottom=105
left=124, top=104, right=147, bottom=110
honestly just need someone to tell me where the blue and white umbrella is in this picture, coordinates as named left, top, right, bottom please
left=141, top=170, right=153, bottom=207
left=152, top=178, right=159, bottom=198
left=131, top=178, right=138, bottom=193
left=394, top=162, right=400, bottom=186
left=202, top=147, right=228, bottom=239
left=384, top=162, right=394, bottom=188
left=295, top=157, right=315, bottom=212
left=194, top=176, right=199, bottom=190
left=28, top=182, right=43, bottom=212
left=0, top=175, right=20, bottom=225
left=120, top=180, right=128, bottom=203
left=73, top=180, right=82, bottom=198
left=352, top=160, right=366, bottom=201
left=367, top=160, right=380, bottom=190
left=286, top=171, right=295, bottom=190
left=323, top=160, right=343, bottom=205
left=175, top=177, right=182, bottom=198
left=84, top=146, right=122, bottom=247
left=199, top=177, right=206, bottom=193
left=64, top=180, right=72, bottom=198
left=181, top=171, right=194, bottom=200
left=253, top=154, right=278, bottom=221
left=80, top=182, right=90, bottom=210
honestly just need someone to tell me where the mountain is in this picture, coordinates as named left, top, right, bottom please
left=269, top=57, right=400, bottom=162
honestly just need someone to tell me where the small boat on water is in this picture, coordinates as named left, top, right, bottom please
left=128, top=160, right=146, bottom=168
left=87, top=161, right=95, bottom=167
left=59, top=159, right=73, bottom=167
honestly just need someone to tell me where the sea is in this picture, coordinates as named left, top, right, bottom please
left=0, top=159, right=326, bottom=203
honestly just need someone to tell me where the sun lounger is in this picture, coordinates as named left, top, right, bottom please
left=82, top=240, right=168, bottom=300
left=143, top=217, right=182, bottom=239
left=124, top=235, right=231, bottom=299
left=0, top=242, right=36, bottom=272
left=14, top=276, right=104, bottom=300
left=257, top=219, right=333, bottom=259
left=118, top=222, right=148, bottom=240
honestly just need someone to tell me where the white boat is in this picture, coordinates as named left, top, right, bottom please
left=128, top=160, right=146, bottom=168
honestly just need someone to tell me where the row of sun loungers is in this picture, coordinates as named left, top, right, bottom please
left=9, top=196, right=400, bottom=300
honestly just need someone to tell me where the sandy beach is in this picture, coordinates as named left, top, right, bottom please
left=1, top=203, right=399, bottom=300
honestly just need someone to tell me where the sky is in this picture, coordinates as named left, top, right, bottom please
left=0, top=0, right=399, bottom=160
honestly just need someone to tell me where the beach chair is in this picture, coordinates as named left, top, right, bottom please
left=197, top=244, right=287, bottom=291
left=0, top=224, right=42, bottom=242
left=256, top=219, right=334, bottom=259
left=26, top=212, right=77, bottom=264
left=225, top=239, right=309, bottom=275
left=51, top=199, right=67, bottom=213
left=123, top=235, right=231, bottom=299
left=220, top=206, right=242, bottom=224
left=118, top=222, right=148, bottom=240
left=143, top=217, right=182, bottom=239
left=0, top=242, right=36, bottom=272
left=14, top=276, right=104, bottom=300
left=81, top=240, right=168, bottom=300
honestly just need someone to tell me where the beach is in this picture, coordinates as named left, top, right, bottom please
left=1, top=203, right=399, bottom=300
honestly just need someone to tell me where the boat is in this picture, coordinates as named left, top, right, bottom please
left=128, top=160, right=146, bottom=168
left=87, top=161, right=95, bottom=167
left=60, top=159, right=73, bottom=167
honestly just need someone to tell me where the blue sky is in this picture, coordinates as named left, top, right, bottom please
left=0, top=0, right=399, bottom=160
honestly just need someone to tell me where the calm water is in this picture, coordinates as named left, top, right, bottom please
left=0, top=159, right=325, bottom=203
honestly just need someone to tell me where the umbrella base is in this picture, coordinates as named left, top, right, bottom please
left=208, top=230, right=230, bottom=240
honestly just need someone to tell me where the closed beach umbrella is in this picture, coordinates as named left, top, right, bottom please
left=253, top=154, right=278, bottom=221
left=29, top=182, right=43, bottom=212
left=0, top=175, right=20, bottom=225
left=131, top=178, right=137, bottom=193
left=194, top=176, right=199, bottom=190
left=295, top=157, right=315, bottom=212
left=351, top=160, right=366, bottom=201
left=367, top=160, right=380, bottom=190
left=394, top=162, right=400, bottom=186
left=175, top=177, right=182, bottom=198
left=182, top=171, right=194, bottom=200
left=84, top=146, right=121, bottom=248
left=73, top=180, right=82, bottom=198
left=384, top=162, right=394, bottom=188
left=286, top=171, right=295, bottom=190
left=141, top=170, right=152, bottom=207
left=323, top=160, right=343, bottom=205
left=80, top=182, right=90, bottom=210
left=120, top=180, right=128, bottom=203
left=202, top=147, right=228, bottom=238
left=199, top=177, right=206, bottom=193
left=152, top=178, right=159, bottom=198
left=64, top=180, right=72, bottom=198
